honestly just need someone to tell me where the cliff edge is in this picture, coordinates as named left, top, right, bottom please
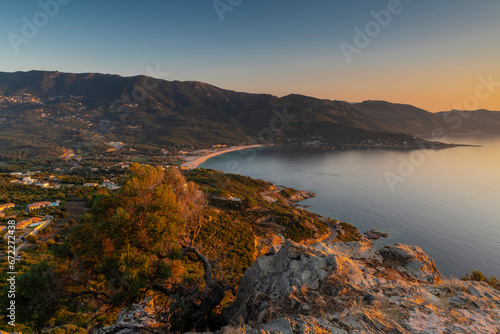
left=103, top=239, right=500, bottom=334
left=221, top=239, right=500, bottom=333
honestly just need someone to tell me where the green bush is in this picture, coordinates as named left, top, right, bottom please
left=463, top=270, right=487, bottom=282
left=335, top=222, right=362, bottom=242
left=40, top=226, right=52, bottom=235
left=37, top=241, right=48, bottom=251
left=462, top=270, right=500, bottom=289
left=26, top=234, right=38, bottom=243
left=286, top=220, right=315, bottom=243
left=49, top=324, right=87, bottom=334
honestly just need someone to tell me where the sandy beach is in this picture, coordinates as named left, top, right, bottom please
left=181, top=145, right=264, bottom=169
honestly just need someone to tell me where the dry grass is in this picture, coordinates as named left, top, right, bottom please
left=440, top=277, right=470, bottom=292
left=338, top=304, right=404, bottom=333
left=380, top=300, right=409, bottom=324
left=220, top=324, right=247, bottom=334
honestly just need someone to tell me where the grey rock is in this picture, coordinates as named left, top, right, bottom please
left=468, top=281, right=500, bottom=304
left=98, top=297, right=159, bottom=334
left=101, top=239, right=500, bottom=334
left=380, top=244, right=443, bottom=283
left=224, top=240, right=340, bottom=324
left=255, top=318, right=293, bottom=334
left=314, top=239, right=383, bottom=262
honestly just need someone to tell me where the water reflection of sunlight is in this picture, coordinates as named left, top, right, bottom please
left=200, top=134, right=500, bottom=277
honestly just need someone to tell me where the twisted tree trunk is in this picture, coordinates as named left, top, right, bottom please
left=182, top=246, right=226, bottom=326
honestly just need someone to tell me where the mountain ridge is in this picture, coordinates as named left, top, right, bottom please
left=0, top=70, right=498, bottom=160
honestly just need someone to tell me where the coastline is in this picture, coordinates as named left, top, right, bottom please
left=181, top=145, right=264, bottom=169
left=189, top=137, right=500, bottom=278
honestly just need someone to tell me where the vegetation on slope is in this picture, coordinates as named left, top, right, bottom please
left=462, top=270, right=500, bottom=290
left=2, top=70, right=493, bottom=160
left=1, top=164, right=498, bottom=333
left=186, top=168, right=329, bottom=243
left=0, top=165, right=332, bottom=332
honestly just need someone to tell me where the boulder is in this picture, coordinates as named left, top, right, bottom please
left=223, top=240, right=341, bottom=325
left=364, top=229, right=389, bottom=240
left=97, top=297, right=159, bottom=334
left=380, top=244, right=443, bottom=283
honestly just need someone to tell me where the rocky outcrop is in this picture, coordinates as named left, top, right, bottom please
left=380, top=243, right=443, bottom=283
left=286, top=190, right=316, bottom=203
left=102, top=240, right=500, bottom=334
left=364, top=229, right=389, bottom=240
left=223, top=240, right=343, bottom=325
left=222, top=240, right=500, bottom=334
left=255, top=235, right=285, bottom=257
left=97, top=297, right=160, bottom=334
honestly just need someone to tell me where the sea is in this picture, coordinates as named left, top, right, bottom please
left=200, top=134, right=500, bottom=278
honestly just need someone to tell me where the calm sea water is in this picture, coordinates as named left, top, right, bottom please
left=200, top=134, right=500, bottom=278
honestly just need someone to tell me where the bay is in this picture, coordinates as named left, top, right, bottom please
left=200, top=134, right=500, bottom=278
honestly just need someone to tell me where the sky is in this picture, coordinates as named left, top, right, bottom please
left=0, top=0, right=499, bottom=112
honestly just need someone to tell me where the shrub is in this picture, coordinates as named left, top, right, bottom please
left=335, top=222, right=362, bottom=242
left=40, top=227, right=52, bottom=235
left=286, top=220, right=315, bottom=242
left=462, top=270, right=500, bottom=290
left=38, top=241, right=48, bottom=251
left=463, top=270, right=487, bottom=282
left=49, top=325, right=87, bottom=334
left=26, top=235, right=38, bottom=243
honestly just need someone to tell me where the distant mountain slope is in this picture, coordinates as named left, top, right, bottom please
left=435, top=109, right=500, bottom=133
left=0, top=70, right=498, bottom=159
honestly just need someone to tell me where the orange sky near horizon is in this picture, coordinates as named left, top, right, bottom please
left=209, top=70, right=500, bottom=113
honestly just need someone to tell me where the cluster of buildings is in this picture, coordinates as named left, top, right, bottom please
left=0, top=93, right=43, bottom=105
left=9, top=172, right=59, bottom=188
left=15, top=217, right=43, bottom=230
left=0, top=203, right=15, bottom=212
left=10, top=176, right=51, bottom=188
left=27, top=201, right=59, bottom=212
left=0, top=200, right=60, bottom=237
left=0, top=200, right=56, bottom=235
left=0, top=203, right=15, bottom=218
left=84, top=179, right=120, bottom=190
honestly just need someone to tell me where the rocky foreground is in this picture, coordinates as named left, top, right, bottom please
left=103, top=239, right=500, bottom=334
